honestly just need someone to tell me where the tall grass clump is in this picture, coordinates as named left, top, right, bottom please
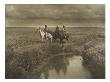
left=82, top=34, right=105, bottom=78
left=5, top=42, right=67, bottom=78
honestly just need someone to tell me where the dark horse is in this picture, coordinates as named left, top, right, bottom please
left=47, top=30, right=69, bottom=44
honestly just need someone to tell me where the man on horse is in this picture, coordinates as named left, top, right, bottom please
left=43, top=25, right=48, bottom=39
left=62, top=25, right=69, bottom=40
left=55, top=26, right=60, bottom=37
left=62, top=25, right=66, bottom=32
left=62, top=25, right=66, bottom=35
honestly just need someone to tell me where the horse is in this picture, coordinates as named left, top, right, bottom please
left=51, top=30, right=69, bottom=44
left=37, top=27, right=53, bottom=43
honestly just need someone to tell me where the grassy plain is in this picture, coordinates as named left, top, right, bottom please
left=5, top=27, right=105, bottom=78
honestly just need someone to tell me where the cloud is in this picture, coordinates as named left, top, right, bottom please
left=5, top=4, right=105, bottom=27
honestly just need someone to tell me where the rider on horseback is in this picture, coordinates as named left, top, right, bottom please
left=44, top=25, right=48, bottom=39
left=62, top=25, right=66, bottom=32
left=55, top=26, right=60, bottom=37
left=62, top=25, right=67, bottom=37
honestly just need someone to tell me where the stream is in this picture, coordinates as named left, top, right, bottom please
left=33, top=55, right=92, bottom=79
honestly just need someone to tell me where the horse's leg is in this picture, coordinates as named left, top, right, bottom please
left=60, top=39, right=63, bottom=44
left=49, top=38, right=51, bottom=43
left=50, top=37, right=53, bottom=43
left=48, top=36, right=52, bottom=43
left=42, top=38, right=43, bottom=42
left=52, top=37, right=55, bottom=43
left=42, top=36, right=44, bottom=42
left=66, top=34, right=69, bottom=41
left=66, top=36, right=68, bottom=41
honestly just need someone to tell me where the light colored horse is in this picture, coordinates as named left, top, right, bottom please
left=38, top=27, right=53, bottom=43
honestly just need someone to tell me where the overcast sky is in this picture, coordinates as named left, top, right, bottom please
left=5, top=4, right=105, bottom=27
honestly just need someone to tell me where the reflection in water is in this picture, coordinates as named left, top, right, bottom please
left=33, top=55, right=92, bottom=79
left=48, top=55, right=69, bottom=75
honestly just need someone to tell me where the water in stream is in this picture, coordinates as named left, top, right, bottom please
left=33, top=55, right=92, bottom=79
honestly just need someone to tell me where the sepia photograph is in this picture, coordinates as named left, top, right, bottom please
left=5, top=4, right=105, bottom=79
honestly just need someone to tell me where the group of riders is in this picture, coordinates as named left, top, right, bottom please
left=43, top=25, right=67, bottom=40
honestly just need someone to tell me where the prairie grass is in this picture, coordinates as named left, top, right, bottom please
left=5, top=27, right=105, bottom=78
